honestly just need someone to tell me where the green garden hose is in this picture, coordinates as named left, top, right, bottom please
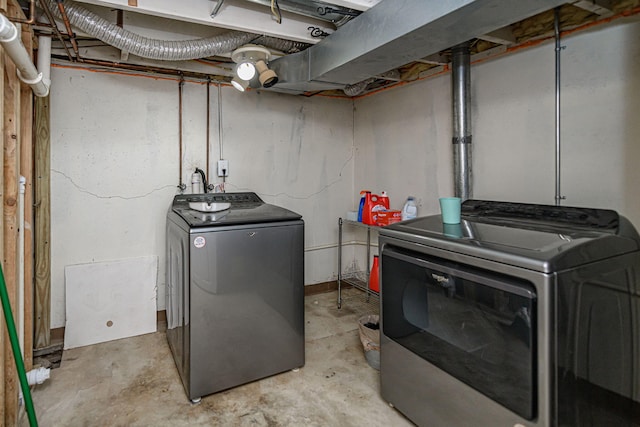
left=0, top=265, right=38, bottom=426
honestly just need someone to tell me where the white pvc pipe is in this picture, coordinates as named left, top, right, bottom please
left=19, top=367, right=50, bottom=406
left=26, top=367, right=50, bottom=386
left=18, top=176, right=25, bottom=359
left=0, top=13, right=50, bottom=97
left=37, top=35, right=52, bottom=88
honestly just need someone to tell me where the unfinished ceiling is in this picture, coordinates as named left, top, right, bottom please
left=18, top=0, right=640, bottom=96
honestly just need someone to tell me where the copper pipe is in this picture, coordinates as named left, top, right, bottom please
left=77, top=57, right=230, bottom=82
left=178, top=76, right=185, bottom=191
left=38, top=0, right=73, bottom=61
left=10, top=0, right=36, bottom=24
left=206, top=77, right=211, bottom=185
left=55, top=1, right=81, bottom=61
left=218, top=84, right=223, bottom=160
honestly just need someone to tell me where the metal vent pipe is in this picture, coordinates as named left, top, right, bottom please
left=452, top=42, right=472, bottom=201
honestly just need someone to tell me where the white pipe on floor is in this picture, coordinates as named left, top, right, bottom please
left=20, top=367, right=51, bottom=405
left=18, top=176, right=26, bottom=359
left=0, top=13, right=50, bottom=97
left=26, top=367, right=50, bottom=386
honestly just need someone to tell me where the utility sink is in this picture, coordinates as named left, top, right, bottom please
left=189, top=202, right=231, bottom=213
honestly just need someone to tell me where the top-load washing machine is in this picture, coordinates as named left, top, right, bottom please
left=166, top=192, right=304, bottom=402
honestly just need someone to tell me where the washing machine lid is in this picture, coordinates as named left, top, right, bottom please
left=171, top=192, right=301, bottom=227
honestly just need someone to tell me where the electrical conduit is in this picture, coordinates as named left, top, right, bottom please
left=554, top=8, right=565, bottom=206
left=0, top=13, right=50, bottom=97
left=18, top=177, right=26, bottom=359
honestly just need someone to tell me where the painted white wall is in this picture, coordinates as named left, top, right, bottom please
left=50, top=69, right=353, bottom=328
left=355, top=18, right=640, bottom=229
left=473, top=19, right=640, bottom=227
left=50, top=71, right=178, bottom=329
left=354, top=71, right=453, bottom=216
left=348, top=71, right=454, bottom=273
left=217, top=90, right=355, bottom=284
left=49, top=17, right=640, bottom=329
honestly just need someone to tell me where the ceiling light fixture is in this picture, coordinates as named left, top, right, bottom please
left=230, top=44, right=278, bottom=91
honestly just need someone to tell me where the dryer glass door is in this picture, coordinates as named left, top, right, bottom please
left=381, top=246, right=538, bottom=420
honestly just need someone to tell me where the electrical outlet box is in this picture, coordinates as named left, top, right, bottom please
left=217, top=160, right=229, bottom=177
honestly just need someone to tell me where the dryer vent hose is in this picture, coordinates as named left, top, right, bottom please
left=48, top=0, right=310, bottom=61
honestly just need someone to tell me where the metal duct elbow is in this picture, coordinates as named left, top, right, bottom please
left=0, top=13, right=50, bottom=96
left=48, top=0, right=310, bottom=61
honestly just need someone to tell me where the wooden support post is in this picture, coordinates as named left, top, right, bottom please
left=20, top=23, right=34, bottom=372
left=1, top=2, right=36, bottom=424
left=0, top=31, right=5, bottom=425
left=34, top=96, right=50, bottom=350
left=3, top=25, right=21, bottom=427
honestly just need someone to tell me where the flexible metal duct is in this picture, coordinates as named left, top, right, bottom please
left=343, top=77, right=375, bottom=97
left=343, top=69, right=401, bottom=97
left=48, top=0, right=309, bottom=61
left=253, top=35, right=308, bottom=54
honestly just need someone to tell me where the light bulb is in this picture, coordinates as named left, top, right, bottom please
left=236, top=62, right=256, bottom=81
left=231, top=76, right=249, bottom=92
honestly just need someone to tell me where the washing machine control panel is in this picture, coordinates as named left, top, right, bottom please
left=173, top=192, right=263, bottom=207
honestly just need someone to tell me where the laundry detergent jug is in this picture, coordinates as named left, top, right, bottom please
left=402, top=196, right=418, bottom=221
left=357, top=191, right=369, bottom=222
left=362, top=193, right=386, bottom=225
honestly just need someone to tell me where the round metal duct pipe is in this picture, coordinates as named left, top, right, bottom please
left=451, top=42, right=472, bottom=201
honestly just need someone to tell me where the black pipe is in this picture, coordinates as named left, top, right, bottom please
left=195, top=167, right=207, bottom=193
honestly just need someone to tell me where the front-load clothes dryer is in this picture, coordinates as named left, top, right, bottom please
left=166, top=192, right=304, bottom=402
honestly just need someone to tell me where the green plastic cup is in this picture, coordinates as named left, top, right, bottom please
left=439, top=197, right=462, bottom=224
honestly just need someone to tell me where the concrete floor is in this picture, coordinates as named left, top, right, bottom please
left=25, top=289, right=414, bottom=426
